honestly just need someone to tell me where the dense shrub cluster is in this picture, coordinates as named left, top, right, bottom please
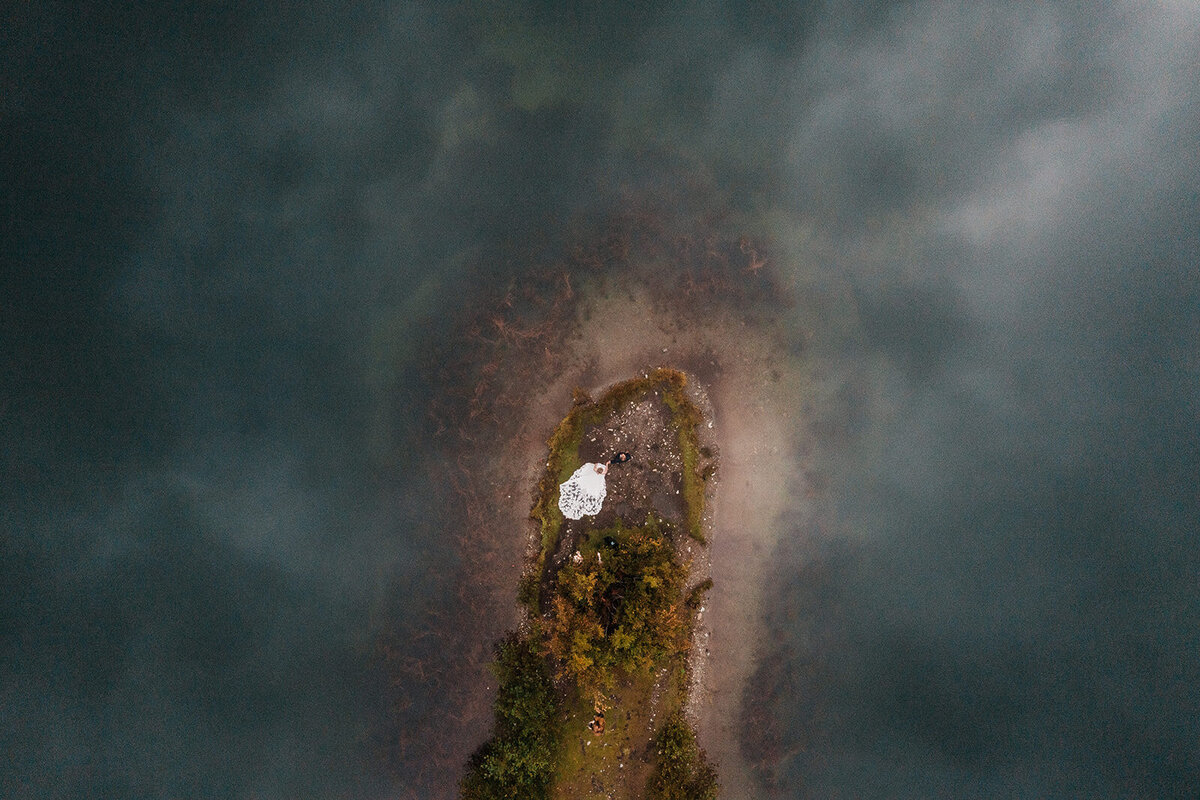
left=648, top=712, right=720, bottom=800
left=460, top=634, right=560, bottom=800
left=544, top=517, right=688, bottom=696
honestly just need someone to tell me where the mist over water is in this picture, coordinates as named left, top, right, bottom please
left=4, top=2, right=1198, bottom=798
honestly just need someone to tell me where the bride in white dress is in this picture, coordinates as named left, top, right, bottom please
left=558, top=462, right=609, bottom=520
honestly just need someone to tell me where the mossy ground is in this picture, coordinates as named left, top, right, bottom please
left=551, top=664, right=688, bottom=800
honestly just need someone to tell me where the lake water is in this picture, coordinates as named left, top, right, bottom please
left=4, top=3, right=1199, bottom=798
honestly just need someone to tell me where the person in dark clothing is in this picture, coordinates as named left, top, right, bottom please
left=609, top=452, right=632, bottom=465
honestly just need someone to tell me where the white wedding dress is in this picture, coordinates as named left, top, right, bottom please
left=558, top=463, right=608, bottom=520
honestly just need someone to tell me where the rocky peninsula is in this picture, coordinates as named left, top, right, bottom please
left=461, top=368, right=719, bottom=800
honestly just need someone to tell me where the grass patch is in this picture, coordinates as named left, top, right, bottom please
left=551, top=670, right=655, bottom=800
left=659, top=373, right=708, bottom=543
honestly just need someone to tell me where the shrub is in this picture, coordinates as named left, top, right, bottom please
left=686, top=578, right=713, bottom=610
left=461, top=633, right=560, bottom=800
left=516, top=570, right=540, bottom=615
left=647, top=712, right=719, bottom=800
left=544, top=518, right=688, bottom=696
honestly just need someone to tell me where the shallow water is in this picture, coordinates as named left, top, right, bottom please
left=4, top=3, right=1199, bottom=798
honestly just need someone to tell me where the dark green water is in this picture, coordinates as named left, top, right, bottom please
left=3, top=2, right=1198, bottom=797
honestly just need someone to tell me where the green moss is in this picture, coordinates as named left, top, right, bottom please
left=660, top=373, right=708, bottom=543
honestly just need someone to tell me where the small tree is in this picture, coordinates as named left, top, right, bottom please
left=461, top=633, right=560, bottom=800
left=544, top=518, right=688, bottom=696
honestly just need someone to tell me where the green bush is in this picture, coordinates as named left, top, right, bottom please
left=648, top=712, right=719, bottom=800
left=544, top=517, right=688, bottom=696
left=461, top=633, right=560, bottom=800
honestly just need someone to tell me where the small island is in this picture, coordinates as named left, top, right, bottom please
left=461, top=368, right=720, bottom=800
